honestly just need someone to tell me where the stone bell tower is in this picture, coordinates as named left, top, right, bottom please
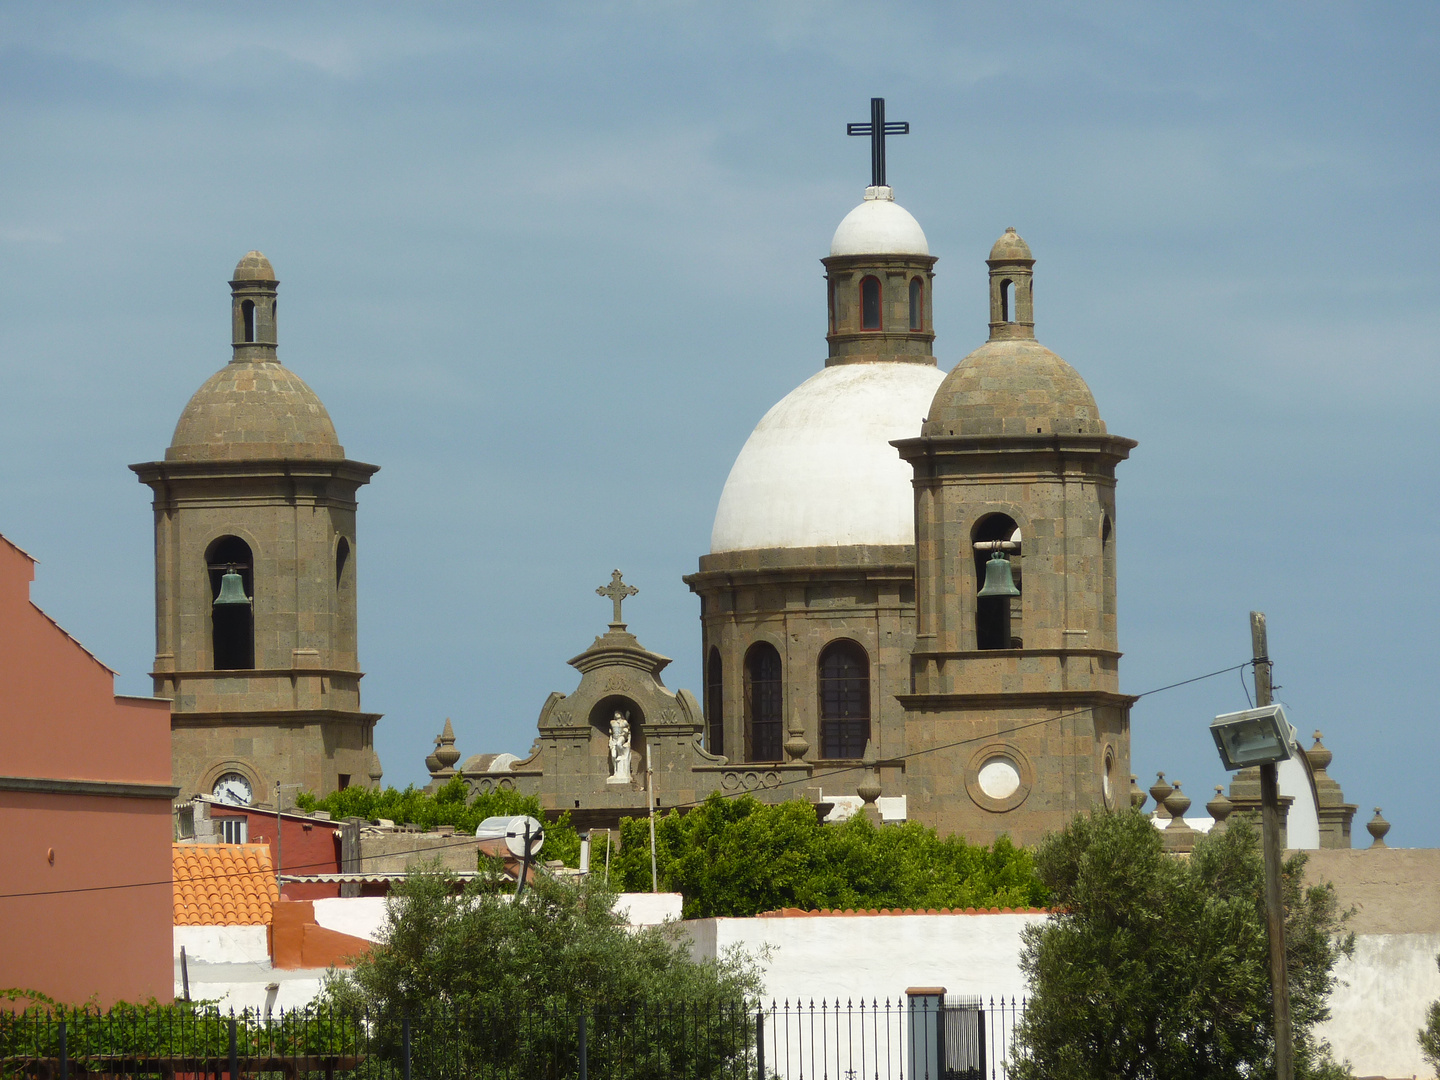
left=132, top=252, right=382, bottom=806
left=893, top=229, right=1137, bottom=845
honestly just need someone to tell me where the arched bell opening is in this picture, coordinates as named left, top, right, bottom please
left=972, top=514, right=1022, bottom=651
left=908, top=276, right=924, bottom=331
left=206, top=535, right=254, bottom=670
left=859, top=275, right=882, bottom=331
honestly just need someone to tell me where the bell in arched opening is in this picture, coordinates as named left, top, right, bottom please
left=213, top=569, right=251, bottom=606
left=977, top=550, right=1020, bottom=598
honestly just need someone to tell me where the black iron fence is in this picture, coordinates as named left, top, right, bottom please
left=0, top=998, right=1025, bottom=1080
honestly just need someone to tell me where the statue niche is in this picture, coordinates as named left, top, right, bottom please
left=590, top=695, right=644, bottom=785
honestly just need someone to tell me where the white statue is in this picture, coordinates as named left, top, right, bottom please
left=608, top=712, right=633, bottom=782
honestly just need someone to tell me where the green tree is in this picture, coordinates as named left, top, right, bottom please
left=1419, top=956, right=1440, bottom=1075
left=323, top=869, right=760, bottom=1080
left=296, top=777, right=582, bottom=867
left=1013, top=808, right=1352, bottom=1080
left=606, top=793, right=1046, bottom=918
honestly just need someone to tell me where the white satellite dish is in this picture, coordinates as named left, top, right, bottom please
left=476, top=815, right=546, bottom=859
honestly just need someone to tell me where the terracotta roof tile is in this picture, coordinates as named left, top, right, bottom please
left=172, top=843, right=278, bottom=926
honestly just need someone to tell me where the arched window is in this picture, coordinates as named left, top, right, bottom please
left=999, top=279, right=1012, bottom=322
left=909, top=277, right=924, bottom=331
left=818, top=640, right=870, bottom=759
left=241, top=300, right=255, bottom=343
left=860, top=276, right=882, bottom=330
left=827, top=280, right=837, bottom=334
left=336, top=536, right=351, bottom=589
left=743, top=642, right=783, bottom=762
left=973, top=513, right=1021, bottom=651
left=706, top=647, right=724, bottom=757
left=1101, top=515, right=1115, bottom=618
left=206, top=536, right=254, bottom=670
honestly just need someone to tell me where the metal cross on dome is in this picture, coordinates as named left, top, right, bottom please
left=596, top=569, right=638, bottom=629
left=847, top=97, right=909, bottom=188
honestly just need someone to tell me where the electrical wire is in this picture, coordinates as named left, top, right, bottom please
left=0, top=659, right=1254, bottom=902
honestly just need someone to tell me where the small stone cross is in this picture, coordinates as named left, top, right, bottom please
left=596, top=570, right=638, bottom=629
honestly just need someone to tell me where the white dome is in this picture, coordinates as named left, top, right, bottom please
left=711, top=363, right=946, bottom=553
left=829, top=186, right=929, bottom=257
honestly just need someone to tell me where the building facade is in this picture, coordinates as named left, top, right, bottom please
left=132, top=253, right=382, bottom=806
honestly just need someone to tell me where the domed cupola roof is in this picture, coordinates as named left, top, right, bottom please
left=924, top=228, right=1105, bottom=438
left=830, top=186, right=929, bottom=257
left=165, top=252, right=346, bottom=463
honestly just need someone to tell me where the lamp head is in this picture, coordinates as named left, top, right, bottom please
left=1210, top=704, right=1296, bottom=770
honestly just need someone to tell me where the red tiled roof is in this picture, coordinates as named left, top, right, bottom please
left=173, top=844, right=279, bottom=926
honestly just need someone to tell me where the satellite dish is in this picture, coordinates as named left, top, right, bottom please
left=476, top=815, right=546, bottom=859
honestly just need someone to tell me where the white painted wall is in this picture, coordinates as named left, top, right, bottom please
left=312, top=896, right=389, bottom=942
left=1317, top=932, right=1440, bottom=1078
left=684, top=912, right=1041, bottom=1004
left=173, top=926, right=270, bottom=964
left=613, top=892, right=683, bottom=925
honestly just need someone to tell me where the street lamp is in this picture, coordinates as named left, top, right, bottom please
left=1211, top=612, right=1294, bottom=1080
left=1210, top=704, right=1296, bottom=770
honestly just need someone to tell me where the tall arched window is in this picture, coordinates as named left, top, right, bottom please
left=999, top=279, right=1013, bottom=323
left=827, top=279, right=837, bottom=334
left=706, top=647, right=724, bottom=757
left=241, top=300, right=255, bottom=342
left=743, top=642, right=783, bottom=762
left=860, top=276, right=882, bottom=330
left=909, top=277, right=924, bottom=331
left=335, top=536, right=351, bottom=589
left=819, top=640, right=870, bottom=758
left=206, top=536, right=254, bottom=670
left=973, top=514, right=1021, bottom=651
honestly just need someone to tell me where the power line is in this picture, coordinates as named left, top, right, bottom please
left=0, top=660, right=1253, bottom=902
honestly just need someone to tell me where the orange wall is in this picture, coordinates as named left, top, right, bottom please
left=0, top=537, right=171, bottom=784
left=0, top=793, right=174, bottom=1005
left=0, top=534, right=175, bottom=1006
left=225, top=810, right=342, bottom=901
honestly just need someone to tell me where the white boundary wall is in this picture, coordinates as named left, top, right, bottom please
left=682, top=911, right=1043, bottom=1003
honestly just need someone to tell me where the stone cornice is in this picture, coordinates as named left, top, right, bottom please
left=0, top=775, right=180, bottom=800
left=893, top=432, right=1137, bottom=467
left=156, top=667, right=367, bottom=681
left=130, top=458, right=380, bottom=489
left=687, top=544, right=916, bottom=592
left=169, top=709, right=383, bottom=726
left=897, top=689, right=1139, bottom=711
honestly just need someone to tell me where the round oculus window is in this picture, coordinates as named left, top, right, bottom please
left=977, top=757, right=1022, bottom=801
left=212, top=772, right=253, bottom=807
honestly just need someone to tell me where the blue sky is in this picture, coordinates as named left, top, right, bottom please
left=2, top=4, right=1436, bottom=843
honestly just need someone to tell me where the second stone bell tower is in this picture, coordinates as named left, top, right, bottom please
left=894, top=229, right=1137, bottom=845
left=132, top=252, right=382, bottom=806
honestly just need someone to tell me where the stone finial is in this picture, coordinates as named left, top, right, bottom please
left=1367, top=808, right=1390, bottom=849
left=1207, top=786, right=1233, bottom=826
left=1305, top=730, right=1358, bottom=849
left=424, top=742, right=442, bottom=776
left=1149, top=772, right=1173, bottom=820
left=784, top=716, right=810, bottom=762
left=368, top=749, right=383, bottom=788
left=1305, top=731, right=1333, bottom=773
left=432, top=719, right=460, bottom=778
left=1163, top=783, right=1191, bottom=827
left=1129, top=774, right=1147, bottom=811
left=857, top=743, right=883, bottom=822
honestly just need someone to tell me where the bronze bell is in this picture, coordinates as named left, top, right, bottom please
left=213, top=569, right=251, bottom=606
left=977, top=549, right=1020, bottom=598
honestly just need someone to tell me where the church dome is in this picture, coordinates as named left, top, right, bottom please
left=231, top=251, right=276, bottom=282
left=988, top=227, right=1032, bottom=262
left=166, top=362, right=345, bottom=462
left=830, top=186, right=929, bottom=257
left=711, top=362, right=944, bottom=552
left=923, top=338, right=1105, bottom=438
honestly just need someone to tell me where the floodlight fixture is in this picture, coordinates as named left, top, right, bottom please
left=1210, top=704, right=1296, bottom=771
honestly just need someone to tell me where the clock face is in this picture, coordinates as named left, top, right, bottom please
left=212, top=772, right=254, bottom=806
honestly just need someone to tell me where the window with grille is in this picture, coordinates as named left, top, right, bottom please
left=744, top=642, right=783, bottom=762
left=706, top=647, right=724, bottom=757
left=819, top=640, right=870, bottom=758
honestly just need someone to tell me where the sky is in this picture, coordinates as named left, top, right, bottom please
left=2, top=3, right=1437, bottom=844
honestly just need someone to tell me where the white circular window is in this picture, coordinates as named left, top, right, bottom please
left=977, top=757, right=1021, bottom=800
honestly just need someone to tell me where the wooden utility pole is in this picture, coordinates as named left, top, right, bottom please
left=1252, top=611, right=1293, bottom=1080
